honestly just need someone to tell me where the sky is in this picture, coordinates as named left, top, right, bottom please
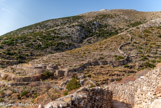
left=0, top=0, right=161, bottom=35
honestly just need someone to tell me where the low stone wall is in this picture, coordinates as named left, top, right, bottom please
left=68, top=59, right=131, bottom=73
left=0, top=72, right=44, bottom=82
left=0, top=57, right=131, bottom=83
left=44, top=87, right=113, bottom=108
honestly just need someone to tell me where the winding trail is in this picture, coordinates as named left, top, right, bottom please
left=118, top=32, right=132, bottom=59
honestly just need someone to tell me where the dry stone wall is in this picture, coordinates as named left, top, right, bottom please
left=107, top=63, right=161, bottom=108
left=44, top=87, right=113, bottom=108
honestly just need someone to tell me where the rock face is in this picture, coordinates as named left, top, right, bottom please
left=44, top=87, right=113, bottom=108
left=151, top=98, right=161, bottom=108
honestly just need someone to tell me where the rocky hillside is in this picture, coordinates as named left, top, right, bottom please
left=43, top=63, right=161, bottom=108
left=0, top=9, right=161, bottom=108
left=2, top=17, right=161, bottom=83
left=0, top=9, right=161, bottom=67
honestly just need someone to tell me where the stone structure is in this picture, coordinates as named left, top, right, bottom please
left=44, top=87, right=113, bottom=108
left=107, top=63, right=161, bottom=108
left=44, top=63, right=161, bottom=108
left=55, top=70, right=65, bottom=77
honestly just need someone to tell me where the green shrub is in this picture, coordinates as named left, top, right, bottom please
left=42, top=71, right=53, bottom=78
left=1, top=39, right=15, bottom=46
left=143, top=62, right=155, bottom=68
left=95, top=14, right=115, bottom=19
left=116, top=78, right=122, bottom=81
left=124, top=64, right=130, bottom=68
left=64, top=90, right=68, bottom=96
left=16, top=54, right=26, bottom=60
left=0, top=45, right=3, bottom=49
left=141, top=56, right=148, bottom=61
left=115, top=55, right=124, bottom=61
left=66, top=78, right=81, bottom=91
left=85, top=73, right=91, bottom=78
left=96, top=29, right=118, bottom=38
left=144, top=30, right=151, bottom=34
left=89, top=84, right=95, bottom=88
left=158, top=34, right=161, bottom=38
left=129, top=21, right=142, bottom=27
left=98, top=56, right=104, bottom=60
left=138, top=50, right=143, bottom=53
left=33, top=92, right=38, bottom=98
left=151, top=60, right=156, bottom=63
left=0, top=98, right=3, bottom=102
left=34, top=44, right=43, bottom=50
left=20, top=91, right=28, bottom=97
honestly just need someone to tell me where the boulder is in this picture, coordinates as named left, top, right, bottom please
left=151, top=98, right=161, bottom=108
left=47, top=64, right=58, bottom=70
left=34, top=64, right=47, bottom=69
left=55, top=70, right=65, bottom=77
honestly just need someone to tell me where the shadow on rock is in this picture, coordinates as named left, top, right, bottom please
left=112, top=100, right=132, bottom=108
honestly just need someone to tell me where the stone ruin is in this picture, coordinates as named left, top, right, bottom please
left=43, top=63, right=161, bottom=108
left=44, top=87, right=113, bottom=108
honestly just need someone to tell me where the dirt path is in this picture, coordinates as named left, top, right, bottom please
left=118, top=33, right=132, bottom=57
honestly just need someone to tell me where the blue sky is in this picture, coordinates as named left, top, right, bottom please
left=0, top=0, right=161, bottom=35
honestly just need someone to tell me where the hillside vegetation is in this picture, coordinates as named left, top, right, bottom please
left=0, top=9, right=161, bottom=106
left=0, top=9, right=160, bottom=67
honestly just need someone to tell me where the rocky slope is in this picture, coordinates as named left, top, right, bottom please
left=43, top=63, right=161, bottom=108
left=1, top=16, right=161, bottom=83
left=0, top=9, right=161, bottom=107
left=0, top=9, right=161, bottom=67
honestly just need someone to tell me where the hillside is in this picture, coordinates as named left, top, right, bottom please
left=0, top=9, right=161, bottom=67
left=0, top=9, right=161, bottom=107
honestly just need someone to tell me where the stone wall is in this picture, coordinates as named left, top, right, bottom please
left=43, top=63, right=161, bottom=108
left=107, top=63, right=161, bottom=108
left=0, top=58, right=131, bottom=83
left=44, top=87, right=113, bottom=108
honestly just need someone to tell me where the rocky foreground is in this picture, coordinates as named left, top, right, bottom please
left=44, top=63, right=161, bottom=108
